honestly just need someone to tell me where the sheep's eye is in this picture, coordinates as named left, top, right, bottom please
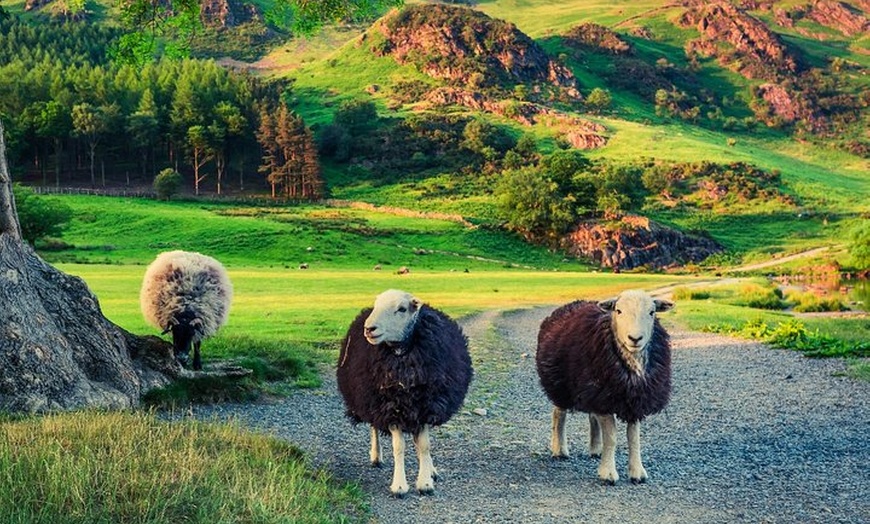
left=650, top=311, right=655, bottom=317
left=397, top=306, right=407, bottom=313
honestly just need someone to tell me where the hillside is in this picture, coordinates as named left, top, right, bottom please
left=3, top=0, right=869, bottom=270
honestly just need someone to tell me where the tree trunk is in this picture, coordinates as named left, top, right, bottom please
left=0, top=120, right=180, bottom=413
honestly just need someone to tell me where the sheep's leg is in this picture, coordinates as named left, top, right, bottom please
left=595, top=414, right=619, bottom=485
left=550, top=406, right=570, bottom=458
left=192, top=341, right=202, bottom=371
left=388, top=425, right=409, bottom=496
left=627, top=421, right=648, bottom=484
left=413, top=424, right=436, bottom=494
left=588, top=413, right=602, bottom=457
left=370, top=426, right=382, bottom=467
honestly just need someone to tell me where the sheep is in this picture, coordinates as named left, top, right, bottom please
left=337, top=289, right=473, bottom=496
left=140, top=250, right=233, bottom=371
left=535, top=289, right=673, bottom=485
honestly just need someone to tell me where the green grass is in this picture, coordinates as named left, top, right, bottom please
left=47, top=195, right=581, bottom=270
left=0, top=411, right=366, bottom=523
left=669, top=281, right=870, bottom=359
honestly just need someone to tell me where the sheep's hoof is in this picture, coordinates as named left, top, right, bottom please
left=589, top=453, right=601, bottom=459
left=390, top=484, right=409, bottom=498
left=600, top=478, right=617, bottom=486
left=551, top=454, right=570, bottom=461
left=370, top=460, right=383, bottom=469
left=630, top=477, right=647, bottom=485
left=417, top=486, right=435, bottom=496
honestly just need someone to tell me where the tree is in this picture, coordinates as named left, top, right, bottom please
left=1, top=119, right=180, bottom=413
left=186, top=125, right=212, bottom=195
left=12, top=184, right=72, bottom=244
left=585, top=87, right=612, bottom=114
left=495, top=167, right=577, bottom=246
left=72, top=103, right=112, bottom=187
left=116, top=0, right=403, bottom=64
left=153, top=168, right=183, bottom=200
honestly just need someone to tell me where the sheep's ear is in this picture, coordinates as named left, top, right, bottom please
left=654, top=299, right=674, bottom=312
left=598, top=298, right=617, bottom=311
left=409, top=297, right=421, bottom=313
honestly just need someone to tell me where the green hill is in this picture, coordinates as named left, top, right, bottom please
left=3, top=0, right=869, bottom=270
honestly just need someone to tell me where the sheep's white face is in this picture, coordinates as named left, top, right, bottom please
left=599, top=290, right=673, bottom=354
left=364, top=289, right=421, bottom=346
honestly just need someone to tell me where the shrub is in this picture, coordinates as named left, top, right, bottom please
left=734, top=283, right=786, bottom=310
left=672, top=286, right=712, bottom=300
left=848, top=220, right=870, bottom=270
left=495, top=166, right=577, bottom=245
left=153, top=168, right=183, bottom=200
left=786, top=291, right=847, bottom=313
left=12, top=184, right=73, bottom=244
left=585, top=87, right=612, bottom=113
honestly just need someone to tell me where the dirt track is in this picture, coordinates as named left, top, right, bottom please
left=190, top=307, right=869, bottom=523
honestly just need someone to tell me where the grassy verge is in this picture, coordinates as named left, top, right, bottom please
left=0, top=411, right=366, bottom=523
left=669, top=280, right=869, bottom=379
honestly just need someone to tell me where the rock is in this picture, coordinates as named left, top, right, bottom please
left=473, top=408, right=488, bottom=416
left=375, top=4, right=578, bottom=97
left=562, top=215, right=723, bottom=270
left=680, top=1, right=800, bottom=80
left=804, top=1, right=869, bottom=37
left=564, top=23, right=634, bottom=55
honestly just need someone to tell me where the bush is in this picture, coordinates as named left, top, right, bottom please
left=153, top=168, right=183, bottom=200
left=672, top=286, right=712, bottom=300
left=12, top=184, right=73, bottom=244
left=786, top=291, right=847, bottom=313
left=585, top=87, right=612, bottom=113
left=848, top=220, right=870, bottom=270
left=734, top=283, right=786, bottom=310
left=495, top=167, right=577, bottom=245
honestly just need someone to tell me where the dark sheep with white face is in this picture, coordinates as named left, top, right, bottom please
left=140, top=250, right=233, bottom=371
left=337, top=289, right=473, bottom=496
left=536, top=289, right=673, bottom=484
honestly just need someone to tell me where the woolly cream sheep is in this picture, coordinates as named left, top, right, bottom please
left=140, top=250, right=233, bottom=371
left=337, top=289, right=473, bottom=496
left=536, top=289, right=673, bottom=484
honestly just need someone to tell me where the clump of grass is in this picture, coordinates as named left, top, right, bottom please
left=785, top=290, right=847, bottom=313
left=144, top=336, right=323, bottom=409
left=706, top=318, right=870, bottom=359
left=0, top=411, right=367, bottom=523
left=733, top=283, right=787, bottom=310
left=672, top=286, right=712, bottom=300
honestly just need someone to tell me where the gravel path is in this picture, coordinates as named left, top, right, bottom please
left=188, top=307, right=869, bottom=523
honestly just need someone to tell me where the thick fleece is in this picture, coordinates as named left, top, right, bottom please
left=536, top=300, right=671, bottom=423
left=337, top=305, right=473, bottom=434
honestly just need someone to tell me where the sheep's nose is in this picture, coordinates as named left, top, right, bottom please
left=364, top=326, right=377, bottom=335
left=628, top=335, right=643, bottom=345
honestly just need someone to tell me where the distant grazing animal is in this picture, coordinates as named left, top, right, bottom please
left=337, top=289, right=473, bottom=496
left=536, top=289, right=673, bottom=484
left=140, top=250, right=233, bottom=371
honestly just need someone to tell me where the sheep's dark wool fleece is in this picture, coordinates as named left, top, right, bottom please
left=337, top=305, right=473, bottom=434
left=536, top=300, right=671, bottom=423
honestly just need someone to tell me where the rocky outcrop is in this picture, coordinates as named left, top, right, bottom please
left=804, top=1, right=869, bottom=36
left=563, top=215, right=722, bottom=270
left=422, top=87, right=607, bottom=149
left=375, top=4, right=579, bottom=97
left=564, top=23, right=633, bottom=55
left=200, top=0, right=259, bottom=28
left=24, top=0, right=53, bottom=11
left=680, top=1, right=800, bottom=80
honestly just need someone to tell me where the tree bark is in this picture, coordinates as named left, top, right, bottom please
left=0, top=120, right=180, bottom=413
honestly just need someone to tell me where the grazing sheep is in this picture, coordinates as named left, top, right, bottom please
left=140, top=250, right=233, bottom=371
left=337, top=289, right=473, bottom=496
left=536, top=289, right=673, bottom=484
